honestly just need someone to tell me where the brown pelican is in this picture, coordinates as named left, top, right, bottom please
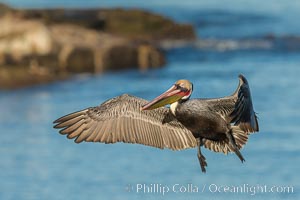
left=53, top=74, right=259, bottom=172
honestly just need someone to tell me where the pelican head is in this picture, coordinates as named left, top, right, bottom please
left=141, top=79, right=193, bottom=110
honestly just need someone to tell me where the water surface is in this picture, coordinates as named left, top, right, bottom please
left=0, top=1, right=299, bottom=200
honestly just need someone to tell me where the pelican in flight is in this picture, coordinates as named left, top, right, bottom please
left=53, top=75, right=259, bottom=172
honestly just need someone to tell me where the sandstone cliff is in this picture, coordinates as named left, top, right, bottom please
left=0, top=3, right=196, bottom=89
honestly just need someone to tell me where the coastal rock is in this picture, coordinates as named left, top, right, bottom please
left=0, top=15, right=166, bottom=88
left=18, top=8, right=196, bottom=41
left=99, top=45, right=138, bottom=72
left=64, top=47, right=95, bottom=73
left=0, top=16, right=53, bottom=65
left=0, top=3, right=195, bottom=89
left=0, top=16, right=166, bottom=72
left=50, top=24, right=111, bottom=73
left=101, top=9, right=196, bottom=40
left=138, top=44, right=165, bottom=70
left=0, top=3, right=12, bottom=17
left=50, top=24, right=161, bottom=73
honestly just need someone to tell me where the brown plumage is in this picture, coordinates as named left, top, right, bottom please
left=53, top=74, right=259, bottom=173
left=54, top=95, right=197, bottom=150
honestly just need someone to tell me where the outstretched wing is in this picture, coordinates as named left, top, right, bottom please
left=229, top=75, right=259, bottom=133
left=206, top=74, right=259, bottom=133
left=203, top=74, right=259, bottom=154
left=53, top=94, right=197, bottom=150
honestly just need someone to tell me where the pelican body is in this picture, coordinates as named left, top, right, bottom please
left=53, top=75, right=259, bottom=172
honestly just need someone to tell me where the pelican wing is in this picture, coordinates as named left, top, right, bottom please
left=206, top=74, right=259, bottom=133
left=230, top=75, right=259, bottom=133
left=202, top=75, right=259, bottom=154
left=53, top=94, right=197, bottom=150
left=203, top=126, right=248, bottom=154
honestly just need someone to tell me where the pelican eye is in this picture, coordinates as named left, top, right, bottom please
left=175, top=84, right=188, bottom=92
left=181, top=87, right=188, bottom=92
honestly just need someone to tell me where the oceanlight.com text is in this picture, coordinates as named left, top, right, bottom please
left=125, top=183, right=294, bottom=196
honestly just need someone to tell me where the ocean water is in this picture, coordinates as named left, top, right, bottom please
left=0, top=1, right=299, bottom=200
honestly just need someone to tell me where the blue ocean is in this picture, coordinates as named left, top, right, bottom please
left=0, top=0, right=299, bottom=199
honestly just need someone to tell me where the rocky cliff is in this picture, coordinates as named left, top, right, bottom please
left=0, top=3, right=196, bottom=89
